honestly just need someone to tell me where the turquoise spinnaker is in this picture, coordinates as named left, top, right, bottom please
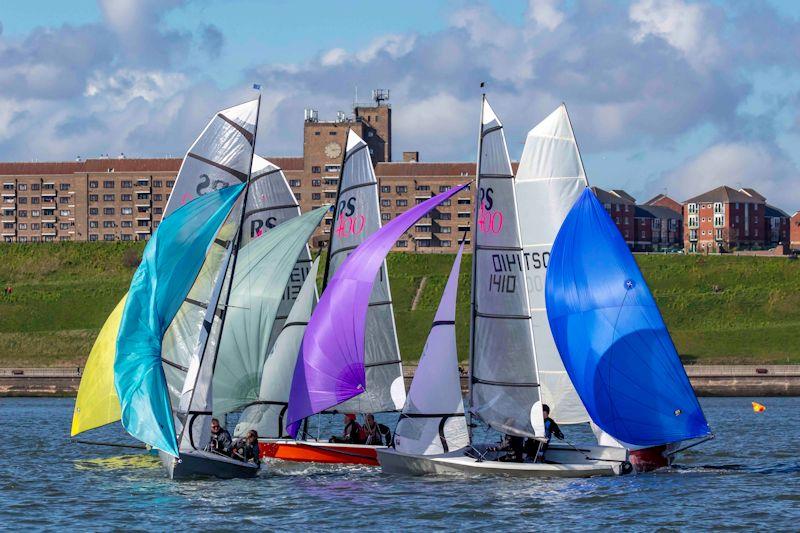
left=114, top=184, right=245, bottom=457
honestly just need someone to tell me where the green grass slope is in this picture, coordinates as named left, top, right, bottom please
left=0, top=243, right=798, bottom=366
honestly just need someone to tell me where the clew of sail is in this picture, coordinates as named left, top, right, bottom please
left=470, top=97, right=545, bottom=439
left=211, top=206, right=330, bottom=416
left=286, top=183, right=470, bottom=438
left=515, top=104, right=590, bottom=425
left=324, top=129, right=405, bottom=414
left=114, top=184, right=245, bottom=457
left=545, top=188, right=711, bottom=447
left=235, top=257, right=321, bottom=439
left=244, top=155, right=311, bottom=356
left=394, top=241, right=469, bottom=456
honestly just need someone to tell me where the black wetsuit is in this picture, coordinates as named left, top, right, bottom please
left=363, top=423, right=392, bottom=446
left=231, top=439, right=261, bottom=466
left=330, top=420, right=363, bottom=444
left=208, top=428, right=232, bottom=455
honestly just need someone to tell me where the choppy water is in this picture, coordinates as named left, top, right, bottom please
left=1, top=397, right=798, bottom=530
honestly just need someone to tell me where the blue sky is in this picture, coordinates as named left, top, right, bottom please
left=1, top=0, right=800, bottom=210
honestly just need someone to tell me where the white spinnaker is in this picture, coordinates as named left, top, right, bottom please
left=394, top=243, right=468, bottom=456
left=234, top=258, right=320, bottom=439
left=163, top=99, right=259, bottom=218
left=516, top=104, right=590, bottom=425
left=160, top=99, right=258, bottom=403
left=244, top=155, right=311, bottom=355
left=326, top=129, right=406, bottom=414
left=470, top=98, right=545, bottom=439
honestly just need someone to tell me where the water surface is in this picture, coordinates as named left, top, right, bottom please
left=1, top=397, right=798, bottom=530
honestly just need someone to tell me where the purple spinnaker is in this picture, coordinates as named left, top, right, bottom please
left=287, top=183, right=470, bottom=436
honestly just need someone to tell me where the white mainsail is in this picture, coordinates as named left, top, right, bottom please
left=161, top=99, right=258, bottom=403
left=515, top=104, right=590, bottom=425
left=243, top=155, right=311, bottom=355
left=325, top=129, right=406, bottom=414
left=235, top=258, right=320, bottom=439
left=394, top=243, right=468, bottom=455
left=469, top=97, right=545, bottom=439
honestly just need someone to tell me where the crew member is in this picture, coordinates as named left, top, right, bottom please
left=362, top=413, right=392, bottom=446
left=329, top=413, right=363, bottom=444
left=207, top=417, right=232, bottom=455
left=490, top=434, right=525, bottom=462
left=231, top=430, right=261, bottom=465
left=528, top=404, right=564, bottom=461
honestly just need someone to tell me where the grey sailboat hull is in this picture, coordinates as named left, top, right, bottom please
left=159, top=450, right=260, bottom=480
left=378, top=443, right=631, bottom=478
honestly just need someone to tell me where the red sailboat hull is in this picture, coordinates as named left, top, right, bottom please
left=258, top=439, right=381, bottom=466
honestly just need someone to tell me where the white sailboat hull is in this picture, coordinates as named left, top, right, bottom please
left=159, top=450, right=260, bottom=480
left=378, top=443, right=632, bottom=478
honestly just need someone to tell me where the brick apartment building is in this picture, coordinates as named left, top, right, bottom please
left=0, top=91, right=473, bottom=252
left=683, top=185, right=790, bottom=253
left=791, top=211, right=800, bottom=251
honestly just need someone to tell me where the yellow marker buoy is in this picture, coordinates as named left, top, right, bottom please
left=752, top=401, right=766, bottom=413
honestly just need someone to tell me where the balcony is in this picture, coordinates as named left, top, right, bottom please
left=42, top=230, right=56, bottom=236
left=1, top=191, right=15, bottom=198
left=41, top=190, right=57, bottom=197
left=135, top=228, right=151, bottom=234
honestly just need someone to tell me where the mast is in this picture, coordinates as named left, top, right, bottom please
left=321, top=131, right=349, bottom=291
left=467, top=91, right=486, bottom=440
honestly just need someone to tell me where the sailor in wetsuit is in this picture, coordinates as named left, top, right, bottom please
left=330, top=413, right=364, bottom=444
left=207, top=417, right=232, bottom=456
left=231, top=430, right=261, bottom=466
left=490, top=435, right=525, bottom=462
left=362, top=413, right=393, bottom=446
left=526, top=404, right=564, bottom=461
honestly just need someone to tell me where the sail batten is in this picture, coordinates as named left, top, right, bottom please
left=545, top=188, right=711, bottom=447
left=516, top=104, right=591, bottom=425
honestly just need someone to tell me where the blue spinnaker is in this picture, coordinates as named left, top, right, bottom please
left=545, top=188, right=710, bottom=447
left=115, top=184, right=245, bottom=457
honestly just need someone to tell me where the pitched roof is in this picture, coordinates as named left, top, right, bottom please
left=635, top=205, right=682, bottom=220
left=684, top=185, right=761, bottom=204
left=740, top=188, right=766, bottom=202
left=765, top=204, right=789, bottom=218
left=591, top=186, right=635, bottom=205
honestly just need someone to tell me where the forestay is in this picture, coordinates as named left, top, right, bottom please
left=546, top=189, right=711, bottom=447
left=287, top=183, right=469, bottom=437
left=324, top=129, right=405, bottom=414
left=244, top=155, right=311, bottom=355
left=470, top=97, right=545, bottom=439
left=114, top=184, right=245, bottom=457
left=515, top=104, right=590, bottom=425
left=235, top=258, right=320, bottom=439
left=211, top=206, right=329, bottom=416
left=394, top=242, right=468, bottom=456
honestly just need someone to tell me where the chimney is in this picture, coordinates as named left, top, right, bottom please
left=403, top=151, right=419, bottom=162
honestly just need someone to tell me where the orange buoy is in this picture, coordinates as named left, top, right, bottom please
left=752, top=401, right=766, bottom=413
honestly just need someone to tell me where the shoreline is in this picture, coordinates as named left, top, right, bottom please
left=2, top=365, right=800, bottom=397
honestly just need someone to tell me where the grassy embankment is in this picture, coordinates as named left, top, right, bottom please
left=0, top=243, right=798, bottom=366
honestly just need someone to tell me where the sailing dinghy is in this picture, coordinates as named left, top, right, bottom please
left=378, top=97, right=629, bottom=477
left=260, top=129, right=407, bottom=466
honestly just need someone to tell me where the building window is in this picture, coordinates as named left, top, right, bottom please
left=312, top=193, right=321, bottom=200
left=437, top=213, right=451, bottom=220
left=103, top=194, right=115, bottom=201
left=457, top=198, right=470, bottom=205
left=381, top=199, right=390, bottom=207
left=121, top=181, right=132, bottom=188
left=136, top=193, right=149, bottom=200
left=121, top=221, right=132, bottom=228
left=18, top=223, right=27, bottom=229
left=324, top=164, right=340, bottom=173
left=121, top=207, right=133, bottom=215
left=121, top=234, right=132, bottom=241
left=89, top=208, right=99, bottom=215
left=60, top=223, right=69, bottom=230
left=312, top=179, right=321, bottom=187
left=713, top=202, right=723, bottom=214
left=457, top=212, right=471, bottom=218
left=103, top=221, right=114, bottom=228
left=89, top=194, right=98, bottom=202
left=18, top=236, right=26, bottom=242
left=60, top=208, right=71, bottom=216
left=59, top=197, right=69, bottom=204
left=416, top=225, right=432, bottom=233
left=395, top=186, right=407, bottom=194
left=641, top=231, right=646, bottom=238
left=295, top=193, right=301, bottom=200
left=31, top=210, right=39, bottom=217
left=439, top=226, right=452, bottom=233
left=102, top=181, right=114, bottom=188
left=121, top=194, right=132, bottom=201
left=103, top=208, right=115, bottom=215
left=415, top=185, right=430, bottom=191
left=417, top=239, right=432, bottom=248
left=18, top=197, right=27, bottom=204
left=314, top=131, right=320, bottom=136
left=31, top=223, right=40, bottom=230
left=59, top=183, right=70, bottom=191
left=289, top=180, right=301, bottom=187
left=325, top=192, right=337, bottom=199
left=89, top=221, right=98, bottom=228
left=381, top=213, right=391, bottom=221
left=137, top=220, right=149, bottom=227
left=396, top=199, right=408, bottom=207
left=18, top=184, right=27, bottom=191
left=441, top=200, right=451, bottom=206
left=103, top=234, right=115, bottom=241
left=312, top=166, right=321, bottom=174
left=713, top=214, right=724, bottom=227
left=153, top=180, right=162, bottom=188
left=31, top=197, right=40, bottom=205
left=687, top=203, right=698, bottom=214
left=458, top=225, right=470, bottom=232
left=440, top=240, right=451, bottom=247
left=396, top=240, right=407, bottom=248
left=380, top=186, right=390, bottom=193
left=154, top=207, right=162, bottom=214
left=18, top=211, right=27, bottom=217
left=166, top=180, right=175, bottom=187
left=415, top=198, right=425, bottom=205
left=439, top=185, right=451, bottom=192
left=2, top=222, right=13, bottom=229
left=88, top=181, right=98, bottom=188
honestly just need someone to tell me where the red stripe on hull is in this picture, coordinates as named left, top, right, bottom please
left=259, top=441, right=380, bottom=466
left=629, top=445, right=670, bottom=472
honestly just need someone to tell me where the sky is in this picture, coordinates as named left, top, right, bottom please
left=1, top=0, right=800, bottom=211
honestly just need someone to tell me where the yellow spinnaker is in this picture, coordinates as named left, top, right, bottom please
left=70, top=294, right=127, bottom=436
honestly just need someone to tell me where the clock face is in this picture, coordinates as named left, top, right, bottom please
left=325, top=142, right=342, bottom=159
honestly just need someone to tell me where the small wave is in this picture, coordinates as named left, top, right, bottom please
left=73, top=454, right=160, bottom=471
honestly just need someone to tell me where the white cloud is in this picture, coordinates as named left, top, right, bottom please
left=629, top=0, right=722, bottom=69
left=85, top=69, right=188, bottom=108
left=527, top=0, right=565, bottom=32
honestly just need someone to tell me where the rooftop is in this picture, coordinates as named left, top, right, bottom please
left=684, top=185, right=765, bottom=205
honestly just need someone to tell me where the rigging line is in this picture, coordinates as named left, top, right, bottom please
left=72, top=439, right=148, bottom=450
